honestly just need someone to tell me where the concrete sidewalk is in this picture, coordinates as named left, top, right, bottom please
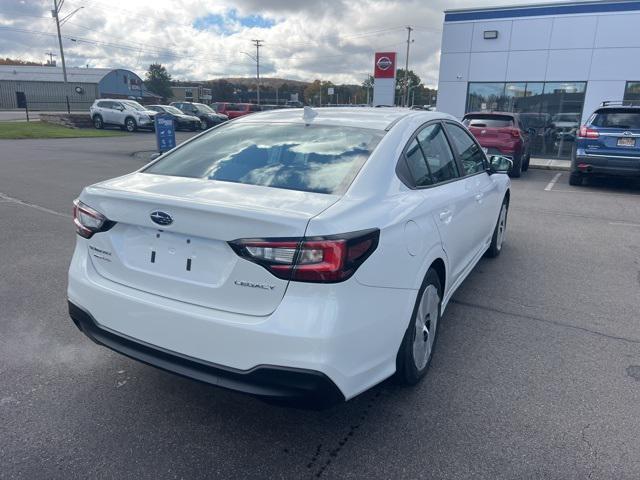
left=529, top=157, right=571, bottom=171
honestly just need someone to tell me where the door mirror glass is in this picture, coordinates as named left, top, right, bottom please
left=528, top=127, right=536, bottom=135
left=489, top=155, right=513, bottom=174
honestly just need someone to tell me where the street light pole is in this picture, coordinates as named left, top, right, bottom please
left=403, top=26, right=413, bottom=107
left=252, top=39, right=263, bottom=105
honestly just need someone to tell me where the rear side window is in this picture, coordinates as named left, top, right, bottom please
left=416, top=123, right=458, bottom=184
left=446, top=123, right=486, bottom=176
left=405, top=139, right=432, bottom=187
left=591, top=109, right=640, bottom=129
left=463, top=115, right=514, bottom=128
left=144, top=123, right=384, bottom=195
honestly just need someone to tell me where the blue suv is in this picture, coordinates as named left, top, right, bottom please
left=570, top=101, right=640, bottom=185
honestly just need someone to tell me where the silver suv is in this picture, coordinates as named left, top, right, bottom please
left=90, top=99, right=157, bottom=132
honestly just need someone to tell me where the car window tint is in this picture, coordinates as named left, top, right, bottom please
left=592, top=109, right=640, bottom=129
left=144, top=123, right=385, bottom=195
left=445, top=123, right=486, bottom=176
left=405, top=139, right=432, bottom=186
left=416, top=123, right=459, bottom=184
left=463, top=115, right=514, bottom=128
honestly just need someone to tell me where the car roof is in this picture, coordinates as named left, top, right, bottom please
left=464, top=111, right=517, bottom=117
left=232, top=107, right=454, bottom=131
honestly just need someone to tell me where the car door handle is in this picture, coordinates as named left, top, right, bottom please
left=439, top=209, right=452, bottom=224
left=475, top=192, right=484, bottom=203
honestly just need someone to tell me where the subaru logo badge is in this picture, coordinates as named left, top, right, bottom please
left=623, top=131, right=632, bottom=136
left=150, top=211, right=173, bottom=226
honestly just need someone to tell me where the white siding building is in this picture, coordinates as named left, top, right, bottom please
left=436, top=0, right=640, bottom=158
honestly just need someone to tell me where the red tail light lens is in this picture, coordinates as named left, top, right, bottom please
left=229, top=229, right=380, bottom=283
left=509, top=128, right=521, bottom=139
left=73, top=199, right=114, bottom=238
left=578, top=126, right=599, bottom=138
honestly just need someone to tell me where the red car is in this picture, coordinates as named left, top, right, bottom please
left=462, top=112, right=533, bottom=177
left=213, top=102, right=260, bottom=119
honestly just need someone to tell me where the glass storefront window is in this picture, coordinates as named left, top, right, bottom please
left=467, top=83, right=505, bottom=112
left=623, top=82, right=640, bottom=103
left=465, top=81, right=586, bottom=159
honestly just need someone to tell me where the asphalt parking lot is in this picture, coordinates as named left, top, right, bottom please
left=1, top=134, right=639, bottom=479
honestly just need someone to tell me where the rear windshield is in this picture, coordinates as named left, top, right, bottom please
left=592, top=109, right=640, bottom=129
left=143, top=123, right=384, bottom=195
left=463, top=115, right=514, bottom=128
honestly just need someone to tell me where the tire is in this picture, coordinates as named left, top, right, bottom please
left=396, top=268, right=443, bottom=385
left=509, top=153, right=523, bottom=178
left=124, top=117, right=137, bottom=132
left=93, top=115, right=104, bottom=129
left=486, top=197, right=509, bottom=258
left=522, top=153, right=530, bottom=172
left=569, top=172, right=583, bottom=186
left=190, top=123, right=198, bottom=132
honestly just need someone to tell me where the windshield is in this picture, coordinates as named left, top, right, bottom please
left=194, top=103, right=214, bottom=113
left=162, top=106, right=184, bottom=115
left=144, top=123, right=384, bottom=195
left=123, top=101, right=146, bottom=111
left=592, top=109, right=640, bottom=129
left=463, top=115, right=514, bottom=128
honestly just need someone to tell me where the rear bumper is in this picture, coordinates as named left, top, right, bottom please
left=68, top=240, right=416, bottom=401
left=68, top=301, right=344, bottom=406
left=573, top=152, right=640, bottom=176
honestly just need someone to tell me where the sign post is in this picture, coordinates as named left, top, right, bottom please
left=372, top=52, right=397, bottom=107
left=154, top=113, right=176, bottom=153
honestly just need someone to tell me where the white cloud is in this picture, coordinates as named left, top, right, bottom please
left=0, top=0, right=533, bottom=87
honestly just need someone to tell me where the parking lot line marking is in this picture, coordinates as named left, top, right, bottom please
left=0, top=192, right=69, bottom=218
left=544, top=172, right=562, bottom=191
left=609, top=221, right=640, bottom=228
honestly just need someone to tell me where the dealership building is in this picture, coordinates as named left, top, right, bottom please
left=436, top=0, right=640, bottom=158
left=0, top=66, right=160, bottom=111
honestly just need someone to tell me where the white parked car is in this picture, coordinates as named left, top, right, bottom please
left=68, top=107, right=511, bottom=406
left=89, top=99, right=157, bottom=132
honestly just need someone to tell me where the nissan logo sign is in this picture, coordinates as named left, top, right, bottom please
left=150, top=211, right=173, bottom=226
left=376, top=56, right=393, bottom=71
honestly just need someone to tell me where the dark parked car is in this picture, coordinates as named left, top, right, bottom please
left=570, top=101, right=640, bottom=185
left=147, top=105, right=201, bottom=131
left=169, top=102, right=228, bottom=129
left=462, top=112, right=533, bottom=177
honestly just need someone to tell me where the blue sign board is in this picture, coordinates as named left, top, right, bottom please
left=154, top=113, right=176, bottom=153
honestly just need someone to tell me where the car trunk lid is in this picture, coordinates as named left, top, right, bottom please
left=80, top=173, right=339, bottom=316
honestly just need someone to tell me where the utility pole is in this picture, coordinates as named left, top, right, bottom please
left=252, top=39, right=264, bottom=105
left=45, top=51, right=57, bottom=66
left=52, top=0, right=83, bottom=112
left=52, top=0, right=67, bottom=83
left=403, top=26, right=413, bottom=107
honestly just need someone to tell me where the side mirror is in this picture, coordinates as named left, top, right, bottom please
left=528, top=127, right=536, bottom=135
left=488, top=155, right=513, bottom=174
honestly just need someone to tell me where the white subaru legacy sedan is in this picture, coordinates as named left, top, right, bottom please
left=68, top=107, right=511, bottom=406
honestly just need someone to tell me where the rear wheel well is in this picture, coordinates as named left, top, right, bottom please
left=504, top=189, right=510, bottom=206
left=429, top=258, right=446, bottom=296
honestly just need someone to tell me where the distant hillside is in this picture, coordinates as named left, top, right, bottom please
left=213, top=77, right=311, bottom=88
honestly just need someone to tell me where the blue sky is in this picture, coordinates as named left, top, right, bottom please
left=193, top=9, right=276, bottom=35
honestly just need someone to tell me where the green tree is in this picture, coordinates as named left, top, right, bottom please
left=144, top=63, right=173, bottom=100
left=395, top=69, right=422, bottom=105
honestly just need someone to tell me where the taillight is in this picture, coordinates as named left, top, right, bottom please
left=578, top=126, right=599, bottom=138
left=72, top=199, right=114, bottom=238
left=509, top=128, right=521, bottom=139
left=229, top=229, right=380, bottom=283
